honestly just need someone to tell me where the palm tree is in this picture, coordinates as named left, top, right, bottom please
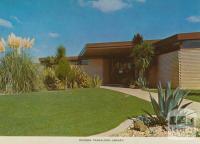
left=55, top=46, right=71, bottom=89
left=132, top=34, right=154, bottom=80
left=56, top=45, right=66, bottom=63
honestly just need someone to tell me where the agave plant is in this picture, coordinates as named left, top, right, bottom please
left=145, top=82, right=192, bottom=126
left=135, top=77, right=147, bottom=89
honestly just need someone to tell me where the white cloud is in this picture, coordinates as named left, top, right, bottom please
left=48, top=32, right=60, bottom=38
left=186, top=16, right=200, bottom=23
left=79, top=0, right=132, bottom=13
left=78, top=0, right=146, bottom=13
left=0, top=18, right=13, bottom=28
left=11, top=16, right=22, bottom=24
left=91, top=0, right=131, bottom=12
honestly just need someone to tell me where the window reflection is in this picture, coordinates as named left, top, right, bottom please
left=182, top=40, right=200, bottom=48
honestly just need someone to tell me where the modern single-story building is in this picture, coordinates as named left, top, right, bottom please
left=68, top=32, right=200, bottom=89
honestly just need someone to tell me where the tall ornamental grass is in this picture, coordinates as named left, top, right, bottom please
left=0, top=52, right=38, bottom=94
left=0, top=33, right=37, bottom=94
left=0, top=52, right=37, bottom=93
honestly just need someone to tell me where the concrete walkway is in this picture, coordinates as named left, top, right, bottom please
left=101, top=86, right=200, bottom=113
left=93, top=86, right=200, bottom=137
left=92, top=119, right=132, bottom=137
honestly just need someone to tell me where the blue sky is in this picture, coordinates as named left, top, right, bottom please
left=0, top=0, right=200, bottom=57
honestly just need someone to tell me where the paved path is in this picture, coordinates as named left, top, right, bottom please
left=101, top=86, right=200, bottom=113
left=92, top=119, right=132, bottom=137
left=93, top=86, right=200, bottom=137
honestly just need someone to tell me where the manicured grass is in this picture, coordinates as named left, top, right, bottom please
left=0, top=88, right=152, bottom=136
left=184, top=90, right=200, bottom=102
left=146, top=89, right=200, bottom=102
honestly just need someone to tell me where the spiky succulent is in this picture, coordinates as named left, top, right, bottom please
left=145, top=82, right=192, bottom=126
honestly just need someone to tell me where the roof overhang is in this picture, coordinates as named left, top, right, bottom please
left=154, top=32, right=200, bottom=54
left=41, top=32, right=200, bottom=62
left=81, top=40, right=158, bottom=58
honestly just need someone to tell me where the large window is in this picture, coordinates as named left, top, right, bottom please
left=182, top=40, right=200, bottom=48
left=80, top=60, right=89, bottom=65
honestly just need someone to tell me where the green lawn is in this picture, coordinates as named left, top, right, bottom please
left=0, top=88, right=152, bottom=136
left=184, top=90, right=200, bottom=102
left=147, top=89, right=200, bottom=102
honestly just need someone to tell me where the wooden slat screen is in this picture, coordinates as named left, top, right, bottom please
left=180, top=48, right=200, bottom=89
left=158, top=51, right=179, bottom=88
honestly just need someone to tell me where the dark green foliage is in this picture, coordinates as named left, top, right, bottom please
left=56, top=45, right=66, bottom=63
left=132, top=41, right=154, bottom=79
left=196, top=131, right=200, bottom=137
left=132, top=33, right=143, bottom=45
left=41, top=45, right=102, bottom=90
left=54, top=46, right=71, bottom=89
left=55, top=57, right=71, bottom=86
left=135, top=115, right=158, bottom=127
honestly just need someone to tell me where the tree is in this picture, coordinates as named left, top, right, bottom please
left=55, top=46, right=71, bottom=89
left=132, top=33, right=143, bottom=45
left=56, top=45, right=66, bottom=63
left=132, top=41, right=154, bottom=79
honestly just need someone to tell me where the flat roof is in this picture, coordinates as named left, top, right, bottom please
left=80, top=40, right=158, bottom=58
left=155, top=32, right=200, bottom=46
left=80, top=32, right=200, bottom=58
left=40, top=32, right=200, bottom=61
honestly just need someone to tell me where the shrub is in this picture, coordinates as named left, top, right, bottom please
left=90, top=75, right=102, bottom=88
left=43, top=67, right=61, bottom=90
left=131, top=40, right=154, bottom=80
left=43, top=64, right=92, bottom=89
left=0, top=52, right=39, bottom=93
left=55, top=57, right=71, bottom=89
left=136, top=115, right=157, bottom=127
left=71, top=66, right=90, bottom=88
left=54, top=46, right=71, bottom=89
left=135, top=77, right=147, bottom=89
left=144, top=82, right=191, bottom=126
left=67, top=68, right=76, bottom=88
left=56, top=46, right=66, bottom=63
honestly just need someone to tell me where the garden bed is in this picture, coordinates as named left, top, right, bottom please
left=112, top=120, right=200, bottom=137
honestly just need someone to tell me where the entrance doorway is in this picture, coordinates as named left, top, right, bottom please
left=109, top=57, right=134, bottom=86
